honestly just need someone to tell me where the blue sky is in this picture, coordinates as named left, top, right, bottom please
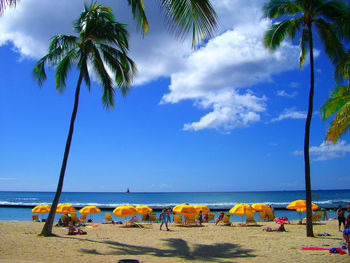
left=0, top=0, right=349, bottom=192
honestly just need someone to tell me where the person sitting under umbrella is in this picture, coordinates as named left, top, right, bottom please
left=68, top=223, right=87, bottom=235
left=215, top=212, right=225, bottom=225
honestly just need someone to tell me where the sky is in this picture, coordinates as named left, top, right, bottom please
left=0, top=0, right=349, bottom=192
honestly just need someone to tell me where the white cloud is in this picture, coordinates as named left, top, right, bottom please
left=0, top=0, right=302, bottom=132
left=271, top=108, right=306, bottom=122
left=293, top=140, right=350, bottom=161
left=277, top=90, right=298, bottom=98
left=289, top=82, right=300, bottom=88
left=160, top=1, right=300, bottom=131
left=182, top=90, right=266, bottom=131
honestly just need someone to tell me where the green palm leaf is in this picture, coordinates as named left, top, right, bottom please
left=0, top=0, right=17, bottom=14
left=160, top=0, right=218, bottom=47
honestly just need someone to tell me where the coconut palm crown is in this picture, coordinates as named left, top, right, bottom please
left=128, top=0, right=218, bottom=47
left=33, top=2, right=136, bottom=236
left=263, top=0, right=348, bottom=237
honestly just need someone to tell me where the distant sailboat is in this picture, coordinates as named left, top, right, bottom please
left=126, top=187, right=130, bottom=193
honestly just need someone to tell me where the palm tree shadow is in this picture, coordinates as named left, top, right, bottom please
left=79, top=237, right=256, bottom=262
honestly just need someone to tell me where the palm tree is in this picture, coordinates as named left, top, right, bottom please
left=321, top=51, right=350, bottom=142
left=33, top=2, right=137, bottom=236
left=0, top=0, right=17, bottom=14
left=126, top=0, right=218, bottom=47
left=263, top=0, right=347, bottom=237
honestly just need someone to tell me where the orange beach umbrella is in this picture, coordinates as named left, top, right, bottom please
left=194, top=205, right=210, bottom=214
left=136, top=205, right=153, bottom=215
left=286, top=200, right=318, bottom=210
left=32, top=205, right=51, bottom=214
left=79, top=205, right=101, bottom=215
left=229, top=204, right=256, bottom=215
left=251, top=203, right=270, bottom=212
left=56, top=204, right=76, bottom=214
left=113, top=205, right=137, bottom=217
left=173, top=204, right=197, bottom=215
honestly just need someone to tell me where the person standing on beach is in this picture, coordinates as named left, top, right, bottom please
left=198, top=210, right=203, bottom=226
left=159, top=207, right=169, bottom=231
left=322, top=208, right=328, bottom=221
left=166, top=208, right=172, bottom=223
left=337, top=205, right=346, bottom=231
left=343, top=203, right=350, bottom=255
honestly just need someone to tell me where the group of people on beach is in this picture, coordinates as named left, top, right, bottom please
left=337, top=203, right=350, bottom=254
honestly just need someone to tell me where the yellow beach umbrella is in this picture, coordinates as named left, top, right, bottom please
left=173, top=204, right=197, bottom=215
left=136, top=205, right=153, bottom=215
left=251, top=203, right=270, bottom=212
left=56, top=204, right=76, bottom=214
left=229, top=204, right=256, bottom=215
left=286, top=200, right=318, bottom=210
left=32, top=205, right=51, bottom=214
left=113, top=205, right=137, bottom=217
left=79, top=205, right=101, bottom=215
left=194, top=205, right=210, bottom=214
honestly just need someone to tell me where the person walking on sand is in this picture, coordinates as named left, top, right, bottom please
left=159, top=207, right=169, bottom=231
left=198, top=210, right=203, bottom=226
left=322, top=208, right=328, bottom=221
left=343, top=203, right=350, bottom=255
left=337, top=205, right=346, bottom=231
left=166, top=208, right=172, bottom=223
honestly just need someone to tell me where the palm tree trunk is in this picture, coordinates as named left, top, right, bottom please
left=304, top=24, right=314, bottom=237
left=40, top=72, right=84, bottom=236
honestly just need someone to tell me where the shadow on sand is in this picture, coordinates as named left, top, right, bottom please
left=75, top=237, right=255, bottom=262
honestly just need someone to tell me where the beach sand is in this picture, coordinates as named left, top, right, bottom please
left=0, top=219, right=349, bottom=263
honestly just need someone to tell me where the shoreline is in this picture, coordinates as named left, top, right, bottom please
left=0, top=204, right=339, bottom=211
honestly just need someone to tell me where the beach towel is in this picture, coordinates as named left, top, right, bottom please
left=329, top=247, right=346, bottom=254
left=317, top=232, right=331, bottom=236
left=301, top=247, right=330, bottom=250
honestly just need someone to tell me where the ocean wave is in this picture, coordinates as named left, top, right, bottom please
left=14, top=198, right=39, bottom=201
left=2, top=199, right=350, bottom=209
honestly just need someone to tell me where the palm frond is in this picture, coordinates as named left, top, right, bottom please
left=326, top=103, right=350, bottom=142
left=335, top=7, right=350, bottom=41
left=264, top=20, right=296, bottom=50
left=316, top=0, right=349, bottom=22
left=78, top=52, right=91, bottom=90
left=90, top=45, right=114, bottom=108
left=263, top=0, right=301, bottom=19
left=33, top=55, right=49, bottom=87
left=314, top=18, right=344, bottom=66
left=299, top=27, right=309, bottom=68
left=55, top=50, right=76, bottom=92
left=127, top=0, right=149, bottom=36
left=0, top=0, right=17, bottom=14
left=335, top=50, right=350, bottom=81
left=99, top=44, right=137, bottom=89
left=321, top=85, right=350, bottom=119
left=160, top=0, right=218, bottom=48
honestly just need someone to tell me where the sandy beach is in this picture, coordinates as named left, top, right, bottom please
left=0, top=219, right=349, bottom=263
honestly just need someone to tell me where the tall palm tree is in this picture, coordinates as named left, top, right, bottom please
left=0, top=0, right=17, bottom=14
left=127, top=0, right=218, bottom=47
left=321, top=51, right=350, bottom=142
left=263, top=0, right=347, bottom=237
left=33, top=2, right=137, bottom=236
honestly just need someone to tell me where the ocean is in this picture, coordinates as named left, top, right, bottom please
left=0, top=190, right=349, bottom=222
